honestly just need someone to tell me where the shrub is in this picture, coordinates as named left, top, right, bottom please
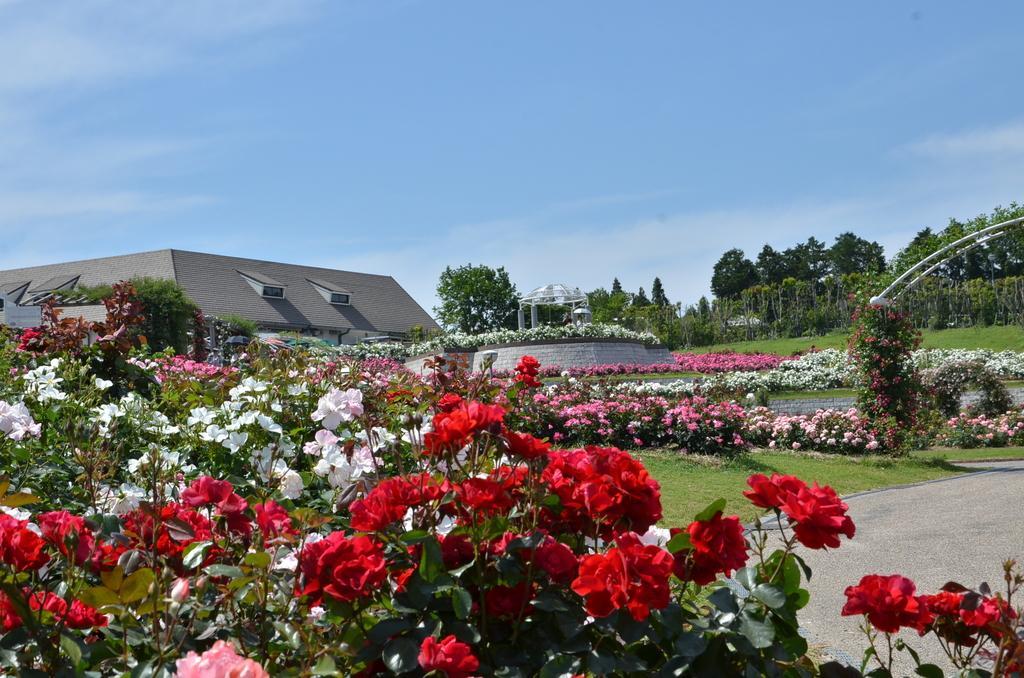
left=922, top=360, right=1013, bottom=418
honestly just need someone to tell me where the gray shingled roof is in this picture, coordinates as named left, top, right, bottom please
left=0, top=249, right=438, bottom=335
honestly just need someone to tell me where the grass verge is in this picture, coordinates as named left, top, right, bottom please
left=642, top=449, right=973, bottom=526
left=911, top=447, right=1024, bottom=462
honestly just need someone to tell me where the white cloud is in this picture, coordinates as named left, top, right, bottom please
left=903, top=120, right=1024, bottom=157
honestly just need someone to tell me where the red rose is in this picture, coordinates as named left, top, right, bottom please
left=418, top=635, right=480, bottom=678
left=440, top=534, right=475, bottom=570
left=24, top=591, right=107, bottom=629
left=456, top=478, right=514, bottom=519
left=181, top=476, right=250, bottom=535
left=350, top=474, right=446, bottom=533
left=484, top=582, right=533, bottom=620
left=504, top=431, right=551, bottom=460
left=572, top=532, right=673, bottom=621
left=743, top=473, right=805, bottom=510
left=37, top=510, right=96, bottom=566
left=254, top=501, right=297, bottom=540
left=514, top=355, right=543, bottom=389
left=673, top=511, right=749, bottom=585
left=780, top=483, right=855, bottom=549
left=298, top=532, right=386, bottom=605
left=0, top=514, right=50, bottom=572
left=122, top=503, right=214, bottom=568
left=424, top=401, right=505, bottom=455
left=542, top=446, right=662, bottom=537
left=535, top=540, right=578, bottom=584
left=841, top=574, right=932, bottom=634
left=0, top=592, right=21, bottom=632
left=437, top=393, right=464, bottom=413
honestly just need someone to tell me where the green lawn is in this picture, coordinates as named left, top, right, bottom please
left=691, top=325, right=1024, bottom=355
left=643, top=449, right=973, bottom=526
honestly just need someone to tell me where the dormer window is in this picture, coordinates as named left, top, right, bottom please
left=238, top=269, right=287, bottom=299
left=308, top=278, right=352, bottom=306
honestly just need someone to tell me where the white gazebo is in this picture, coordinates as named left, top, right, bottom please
left=518, top=283, right=591, bottom=329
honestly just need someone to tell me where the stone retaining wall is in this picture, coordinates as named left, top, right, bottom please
left=404, top=338, right=674, bottom=374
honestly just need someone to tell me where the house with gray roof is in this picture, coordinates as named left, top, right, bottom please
left=0, top=249, right=439, bottom=344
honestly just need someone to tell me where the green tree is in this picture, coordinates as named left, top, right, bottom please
left=755, top=245, right=792, bottom=285
left=434, top=264, right=519, bottom=333
left=587, top=287, right=631, bottom=324
left=633, top=286, right=651, bottom=307
left=829, top=232, right=885, bottom=275
left=611, top=277, right=623, bottom=294
left=650, top=277, right=670, bottom=306
left=711, top=249, right=759, bottom=298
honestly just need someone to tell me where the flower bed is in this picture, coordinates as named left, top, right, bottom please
left=2, top=308, right=1024, bottom=673
left=936, top=409, right=1024, bottom=448
left=673, top=351, right=795, bottom=373
left=744, top=406, right=881, bottom=454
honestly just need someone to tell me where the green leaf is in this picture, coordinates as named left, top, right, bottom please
left=311, top=656, right=337, bottom=676
left=451, top=588, right=472, bottom=619
left=382, top=637, right=420, bottom=674
left=368, top=618, right=412, bottom=645
left=120, top=568, right=155, bottom=604
left=244, top=551, right=271, bottom=568
left=734, top=567, right=757, bottom=590
left=182, top=541, right=212, bottom=570
left=100, top=567, right=124, bottom=592
left=419, top=538, right=444, bottom=583
left=59, top=633, right=83, bottom=667
left=738, top=612, right=775, bottom=649
left=665, top=532, right=692, bottom=554
left=915, top=665, right=944, bottom=678
left=694, top=498, right=727, bottom=522
left=750, top=584, right=786, bottom=609
left=539, top=654, right=582, bottom=678
left=204, top=564, right=244, bottom=579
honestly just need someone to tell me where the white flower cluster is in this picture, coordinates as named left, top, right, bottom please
left=910, top=349, right=1024, bottom=379
left=21, top=359, right=67, bottom=402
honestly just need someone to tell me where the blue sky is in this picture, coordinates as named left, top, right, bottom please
left=2, top=1, right=1024, bottom=312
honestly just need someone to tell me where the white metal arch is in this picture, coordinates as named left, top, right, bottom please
left=870, top=216, right=1024, bottom=305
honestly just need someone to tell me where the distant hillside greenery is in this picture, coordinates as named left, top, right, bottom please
left=687, top=202, right=1024, bottom=347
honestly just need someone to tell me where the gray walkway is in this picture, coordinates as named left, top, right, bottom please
left=791, top=461, right=1024, bottom=674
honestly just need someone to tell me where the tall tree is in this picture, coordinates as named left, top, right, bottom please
left=829, top=232, right=885, bottom=275
left=588, top=287, right=630, bottom=324
left=711, top=249, right=759, bottom=298
left=755, top=245, right=793, bottom=284
left=650, top=277, right=669, bottom=306
left=611, top=277, right=623, bottom=294
left=434, top=264, right=519, bottom=333
left=787, top=237, right=830, bottom=282
left=633, top=286, right=651, bottom=307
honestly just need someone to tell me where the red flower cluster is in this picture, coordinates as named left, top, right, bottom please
left=349, top=473, right=447, bottom=532
left=122, top=503, right=214, bottom=566
left=673, top=512, right=749, bottom=585
left=418, top=635, right=479, bottom=678
left=181, top=476, right=251, bottom=536
left=0, top=590, right=108, bottom=632
left=920, top=587, right=1015, bottom=646
left=297, top=532, right=387, bottom=604
left=572, top=532, right=674, bottom=621
left=841, top=574, right=932, bottom=634
left=37, top=510, right=122, bottom=571
left=744, top=473, right=855, bottom=549
left=535, top=539, right=579, bottom=584
left=424, top=401, right=506, bottom=455
left=542, top=446, right=662, bottom=536
left=0, top=513, right=49, bottom=572
left=514, top=355, right=542, bottom=389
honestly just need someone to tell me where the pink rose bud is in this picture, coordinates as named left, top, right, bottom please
left=170, top=577, right=190, bottom=603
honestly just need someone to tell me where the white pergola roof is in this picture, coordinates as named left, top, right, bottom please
left=520, top=283, right=588, bottom=307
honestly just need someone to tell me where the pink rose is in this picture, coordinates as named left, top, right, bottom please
left=176, top=640, right=269, bottom=678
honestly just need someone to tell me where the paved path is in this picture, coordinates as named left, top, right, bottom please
left=793, top=461, right=1024, bottom=674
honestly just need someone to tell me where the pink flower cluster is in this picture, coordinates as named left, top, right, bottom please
left=521, top=389, right=747, bottom=454
left=673, top=352, right=794, bottom=373
left=131, top=355, right=237, bottom=384
left=937, top=409, right=1024, bottom=448
left=743, top=407, right=881, bottom=454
